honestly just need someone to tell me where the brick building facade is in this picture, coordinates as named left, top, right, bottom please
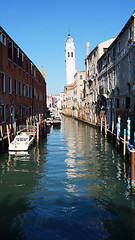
left=0, top=26, right=46, bottom=133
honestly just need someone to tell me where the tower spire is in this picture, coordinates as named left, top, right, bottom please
left=68, top=27, right=70, bottom=36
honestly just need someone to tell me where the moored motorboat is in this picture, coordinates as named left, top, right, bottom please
left=46, top=117, right=53, bottom=125
left=9, top=132, right=34, bottom=151
left=53, top=117, right=61, bottom=126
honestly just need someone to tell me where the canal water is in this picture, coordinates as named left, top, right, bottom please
left=0, top=116, right=135, bottom=240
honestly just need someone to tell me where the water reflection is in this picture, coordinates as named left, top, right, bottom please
left=0, top=142, right=48, bottom=239
left=63, top=117, right=135, bottom=239
left=0, top=116, right=135, bottom=239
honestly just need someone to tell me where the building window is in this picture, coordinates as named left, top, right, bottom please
left=19, top=81, right=22, bottom=96
left=29, top=106, right=32, bottom=116
left=112, top=71, right=115, bottom=89
left=112, top=47, right=116, bottom=59
left=8, top=76, right=12, bottom=94
left=19, top=105, right=22, bottom=118
left=118, top=42, right=120, bottom=54
left=14, top=45, right=17, bottom=64
left=2, top=34, right=6, bottom=45
left=26, top=59, right=28, bottom=73
left=0, top=33, right=6, bottom=46
left=1, top=72, right=5, bottom=92
left=103, top=48, right=107, bottom=53
left=71, top=52, right=73, bottom=57
left=30, top=62, right=33, bottom=75
left=8, top=40, right=12, bottom=60
left=128, top=83, right=131, bottom=92
left=14, top=79, right=17, bottom=95
left=1, top=104, right=6, bottom=122
left=128, top=54, right=132, bottom=83
left=80, top=75, right=83, bottom=80
left=34, top=69, right=36, bottom=78
left=27, top=84, right=29, bottom=98
left=126, top=97, right=130, bottom=109
left=26, top=106, right=29, bottom=117
left=19, top=50, right=22, bottom=68
left=117, top=88, right=119, bottom=96
left=117, top=99, right=119, bottom=108
left=108, top=53, right=110, bottom=63
left=22, top=53, right=24, bottom=70
left=30, top=86, right=32, bottom=98
left=23, top=83, right=26, bottom=97
left=22, top=106, right=26, bottom=118
left=129, top=26, right=132, bottom=39
left=34, top=88, right=36, bottom=98
left=30, top=62, right=31, bottom=75
left=68, top=52, right=70, bottom=57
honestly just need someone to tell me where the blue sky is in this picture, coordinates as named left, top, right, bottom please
left=0, top=0, right=135, bottom=95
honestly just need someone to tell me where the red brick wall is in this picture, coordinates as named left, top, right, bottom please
left=0, top=27, right=46, bottom=128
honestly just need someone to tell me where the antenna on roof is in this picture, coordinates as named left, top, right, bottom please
left=68, top=27, right=70, bottom=36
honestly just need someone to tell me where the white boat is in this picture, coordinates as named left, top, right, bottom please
left=46, top=117, right=53, bottom=125
left=53, top=117, right=61, bottom=126
left=9, top=132, right=34, bottom=151
left=8, top=151, right=29, bottom=156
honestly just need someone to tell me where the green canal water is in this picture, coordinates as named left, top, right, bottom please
left=0, top=116, right=134, bottom=240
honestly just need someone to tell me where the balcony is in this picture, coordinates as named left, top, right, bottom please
left=99, top=87, right=108, bottom=98
left=87, top=75, right=93, bottom=82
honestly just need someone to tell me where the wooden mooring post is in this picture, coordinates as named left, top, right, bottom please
left=0, top=125, right=4, bottom=149
left=101, top=117, right=103, bottom=133
left=6, top=125, right=10, bottom=145
left=104, top=117, right=107, bottom=137
left=117, top=116, right=121, bottom=146
left=123, top=129, right=126, bottom=158
left=36, top=122, right=40, bottom=144
left=112, top=120, right=114, bottom=133
left=134, top=132, right=135, bottom=150
left=26, top=119, right=29, bottom=132
left=127, top=117, right=131, bottom=154
left=131, top=149, right=135, bottom=194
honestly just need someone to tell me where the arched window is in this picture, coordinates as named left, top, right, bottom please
left=68, top=52, right=70, bottom=57
left=71, top=52, right=73, bottom=57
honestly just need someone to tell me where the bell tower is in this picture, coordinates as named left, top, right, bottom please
left=65, top=33, right=76, bottom=85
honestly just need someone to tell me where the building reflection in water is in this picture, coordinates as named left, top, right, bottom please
left=64, top=117, right=90, bottom=196
left=0, top=142, right=48, bottom=239
left=63, top=116, right=131, bottom=199
left=63, top=116, right=135, bottom=240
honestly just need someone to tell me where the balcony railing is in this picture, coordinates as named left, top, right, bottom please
left=99, top=87, right=108, bottom=97
left=87, top=76, right=93, bottom=82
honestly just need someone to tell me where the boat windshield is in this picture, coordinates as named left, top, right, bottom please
left=55, top=117, right=60, bottom=120
left=16, top=138, right=28, bottom=141
left=20, top=138, right=28, bottom=141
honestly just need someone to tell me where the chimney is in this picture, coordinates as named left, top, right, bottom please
left=41, top=66, right=43, bottom=76
left=86, top=41, right=90, bottom=57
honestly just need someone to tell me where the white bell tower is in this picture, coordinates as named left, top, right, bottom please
left=65, top=33, right=76, bottom=85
